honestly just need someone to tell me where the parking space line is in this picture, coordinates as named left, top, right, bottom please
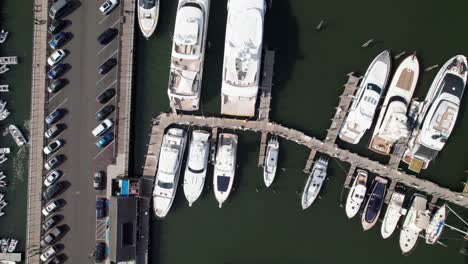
left=98, top=15, right=111, bottom=25
left=96, top=74, right=109, bottom=85
left=50, top=98, right=69, bottom=112
left=92, top=141, right=115, bottom=160
left=110, top=18, right=121, bottom=28
left=46, top=90, right=63, bottom=104
left=94, top=98, right=116, bottom=116
left=104, top=49, right=119, bottom=61
left=98, top=42, right=112, bottom=55
left=98, top=79, right=117, bottom=94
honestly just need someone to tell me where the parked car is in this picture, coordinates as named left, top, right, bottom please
left=93, top=171, right=104, bottom=190
left=42, top=199, right=65, bottom=216
left=43, top=182, right=66, bottom=200
left=46, top=109, right=64, bottom=124
left=40, top=226, right=64, bottom=248
left=49, top=0, right=74, bottom=19
left=98, top=58, right=117, bottom=75
left=46, top=254, right=64, bottom=264
left=96, top=198, right=106, bottom=219
left=97, top=28, right=118, bottom=45
left=47, top=63, right=67, bottom=79
left=44, top=170, right=63, bottom=187
left=48, top=19, right=66, bottom=34
left=44, top=155, right=65, bottom=171
left=96, top=132, right=114, bottom=148
left=48, top=32, right=67, bottom=49
left=45, top=124, right=63, bottom=139
left=47, top=49, right=66, bottom=66
left=48, top=79, right=67, bottom=93
left=95, top=242, right=106, bottom=262
left=92, top=119, right=113, bottom=137
left=42, top=215, right=61, bottom=231
left=99, top=0, right=119, bottom=15
left=43, top=139, right=64, bottom=155
left=97, top=88, right=115, bottom=104
left=40, top=245, right=60, bottom=262
left=95, top=105, right=115, bottom=121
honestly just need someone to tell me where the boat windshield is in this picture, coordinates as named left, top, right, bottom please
left=188, top=167, right=204, bottom=173
left=157, top=181, right=173, bottom=189
left=140, top=0, right=156, bottom=9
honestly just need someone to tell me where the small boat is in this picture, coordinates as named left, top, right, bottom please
left=138, top=0, right=160, bottom=39
left=0, top=238, right=9, bottom=253
left=399, top=194, right=430, bottom=254
left=213, top=133, right=238, bottom=208
left=183, top=130, right=210, bottom=207
left=425, top=204, right=447, bottom=245
left=361, top=176, right=388, bottom=231
left=0, top=100, right=10, bottom=121
left=381, top=189, right=406, bottom=239
left=0, top=65, right=9, bottom=75
left=0, top=212, right=4, bottom=217
left=0, top=30, right=9, bottom=44
left=0, top=174, right=5, bottom=181
left=345, top=169, right=368, bottom=219
left=301, top=157, right=328, bottom=209
left=0, top=193, right=4, bottom=200
left=7, top=239, right=17, bottom=253
left=0, top=155, right=7, bottom=165
left=0, top=148, right=10, bottom=154
left=263, top=136, right=279, bottom=188
left=0, top=200, right=7, bottom=209
left=9, top=125, right=28, bottom=147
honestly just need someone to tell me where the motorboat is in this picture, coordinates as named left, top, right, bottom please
left=263, top=136, right=279, bottom=188
left=183, top=130, right=210, bottom=207
left=361, top=176, right=388, bottom=231
left=0, top=30, right=9, bottom=44
left=0, top=65, right=9, bottom=75
left=9, top=125, right=28, bottom=147
left=152, top=128, right=187, bottom=218
left=381, top=189, right=406, bottom=239
left=301, top=157, right=328, bottom=209
left=213, top=133, right=238, bottom=208
left=339, top=50, right=392, bottom=144
left=0, top=148, right=10, bottom=155
left=403, top=55, right=467, bottom=172
left=399, top=194, right=430, bottom=254
left=0, top=155, right=7, bottom=165
left=0, top=238, right=9, bottom=253
left=369, top=54, right=420, bottom=154
left=168, top=0, right=210, bottom=111
left=137, top=0, right=160, bottom=39
left=425, top=204, right=447, bottom=245
left=345, top=169, right=368, bottom=219
left=220, top=0, right=266, bottom=117
left=7, top=239, right=17, bottom=253
left=0, top=100, right=10, bottom=121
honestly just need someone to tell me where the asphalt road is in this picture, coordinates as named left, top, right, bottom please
left=42, top=1, right=122, bottom=262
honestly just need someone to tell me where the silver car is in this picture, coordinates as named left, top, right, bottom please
left=47, top=49, right=66, bottom=67
left=44, top=170, right=63, bottom=187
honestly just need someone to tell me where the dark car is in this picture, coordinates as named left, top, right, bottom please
left=97, top=28, right=118, bottom=45
left=47, top=63, right=66, bottom=79
left=42, top=215, right=61, bottom=231
left=93, top=171, right=105, bottom=190
left=48, top=79, right=66, bottom=93
left=46, top=254, right=65, bottom=264
left=95, top=105, right=114, bottom=121
left=96, top=132, right=114, bottom=148
left=48, top=32, right=67, bottom=49
left=97, top=88, right=115, bottom=104
left=46, top=109, right=64, bottom=124
left=95, top=242, right=106, bottom=262
left=48, top=19, right=66, bottom=34
left=43, top=181, right=66, bottom=200
left=98, top=58, right=117, bottom=75
left=96, top=198, right=106, bottom=219
left=40, top=226, right=63, bottom=248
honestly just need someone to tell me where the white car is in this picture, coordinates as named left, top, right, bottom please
left=47, top=49, right=66, bottom=67
left=42, top=199, right=63, bottom=216
left=44, top=170, right=63, bottom=187
left=92, top=119, right=113, bottom=137
left=43, top=139, right=64, bottom=155
left=40, top=245, right=59, bottom=261
left=99, top=0, right=119, bottom=15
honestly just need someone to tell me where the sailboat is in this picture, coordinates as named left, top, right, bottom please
left=425, top=204, right=447, bottom=245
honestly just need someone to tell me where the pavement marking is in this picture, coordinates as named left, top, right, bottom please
left=104, top=49, right=119, bottom=61
left=98, top=15, right=111, bottom=25
left=50, top=98, right=69, bottom=112
left=97, top=42, right=112, bottom=55
left=110, top=18, right=121, bottom=28
left=46, top=90, right=63, bottom=103
left=98, top=79, right=117, bottom=94
left=92, top=141, right=115, bottom=160
left=96, top=74, right=109, bottom=85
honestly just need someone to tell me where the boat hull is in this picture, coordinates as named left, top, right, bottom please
left=345, top=170, right=368, bottom=219
left=381, top=191, right=405, bottom=239
left=138, top=0, right=160, bottom=39
left=213, top=133, right=238, bottom=208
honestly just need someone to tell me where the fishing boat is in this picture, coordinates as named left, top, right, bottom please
left=0, top=30, right=8, bottom=44
left=213, top=133, right=238, bottom=208
left=168, top=0, right=210, bottom=111
left=0, top=238, right=9, bottom=253
left=7, top=239, right=17, bottom=253
left=0, top=100, right=10, bottom=121
left=0, top=148, right=10, bottom=155
left=399, top=194, right=430, bottom=254
left=301, top=157, right=328, bottom=209
left=345, top=169, right=368, bottom=219
left=0, top=155, right=7, bottom=165
left=183, top=130, right=210, bottom=207
left=0, top=200, right=7, bottom=209
left=0, top=193, right=4, bottom=201
left=403, top=55, right=467, bottom=172
left=9, top=125, right=28, bottom=147
left=339, top=50, right=392, bottom=144
left=369, top=54, right=420, bottom=155
left=425, top=204, right=447, bottom=245
left=152, top=128, right=187, bottom=218
left=263, top=136, right=279, bottom=188
left=0, top=65, right=9, bottom=75
left=137, top=0, right=160, bottom=39
left=361, top=176, right=388, bottom=231
left=381, top=189, right=406, bottom=239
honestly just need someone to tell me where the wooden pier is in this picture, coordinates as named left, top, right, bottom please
left=303, top=149, right=317, bottom=173
left=258, top=49, right=275, bottom=122
left=258, top=132, right=268, bottom=167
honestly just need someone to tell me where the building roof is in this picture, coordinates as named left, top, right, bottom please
left=109, top=196, right=138, bottom=263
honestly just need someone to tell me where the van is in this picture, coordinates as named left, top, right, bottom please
left=49, top=0, right=73, bottom=20
left=92, top=119, right=113, bottom=137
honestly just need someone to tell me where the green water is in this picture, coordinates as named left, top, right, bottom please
left=132, top=0, right=468, bottom=263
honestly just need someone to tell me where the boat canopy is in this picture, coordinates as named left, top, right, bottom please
left=217, top=176, right=231, bottom=192
left=441, top=73, right=465, bottom=99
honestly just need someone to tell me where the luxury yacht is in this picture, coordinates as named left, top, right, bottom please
left=183, top=130, right=210, bottom=207
left=361, top=176, right=388, bottom=231
left=168, top=0, right=210, bottom=111
left=399, top=194, right=430, bottom=254
left=381, top=189, right=406, bottom=239
left=213, top=133, right=238, bottom=208
left=425, top=204, right=447, bottom=245
left=369, top=54, right=419, bottom=155
left=345, top=169, right=368, bottom=219
left=339, top=50, right=392, bottom=144
left=153, top=128, right=187, bottom=218
left=138, top=0, right=160, bottom=39
left=403, top=55, right=467, bottom=172
left=220, top=0, right=266, bottom=117
left=263, top=136, right=279, bottom=188
left=301, top=157, right=328, bottom=210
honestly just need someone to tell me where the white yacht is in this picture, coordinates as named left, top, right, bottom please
left=138, top=0, right=160, bottom=39
left=183, top=130, right=210, bottom=207
left=9, top=125, right=28, bottom=147
left=153, top=128, right=187, bottom=218
left=403, top=55, right=467, bottom=172
left=399, top=194, right=431, bottom=254
left=220, top=0, right=266, bottom=117
left=301, top=157, right=328, bottom=209
left=425, top=204, right=447, bottom=245
left=168, top=0, right=210, bottom=111
left=381, top=190, right=405, bottom=239
left=369, top=54, right=420, bottom=155
left=339, top=50, right=392, bottom=144
left=213, top=133, right=237, bottom=208
left=263, top=136, right=279, bottom=188
left=345, top=169, right=368, bottom=219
